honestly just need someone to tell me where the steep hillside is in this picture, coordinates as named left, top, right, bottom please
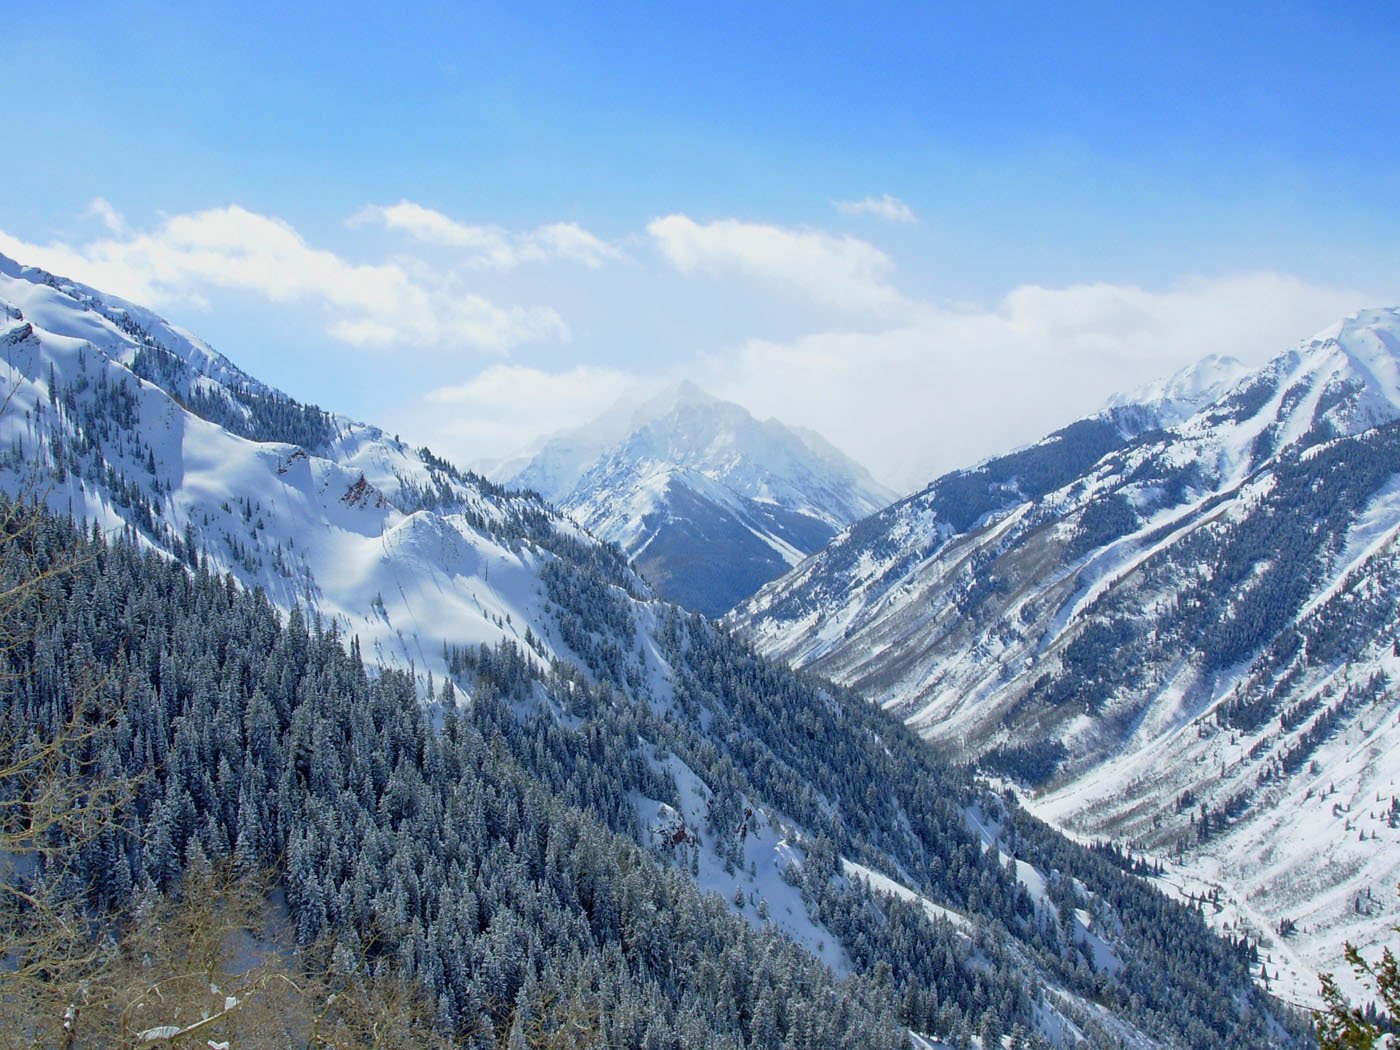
left=502, top=382, right=893, bottom=616
left=0, top=253, right=601, bottom=679
left=734, top=309, right=1400, bottom=1004
left=0, top=252, right=1305, bottom=1046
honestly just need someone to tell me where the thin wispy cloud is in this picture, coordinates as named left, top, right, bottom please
left=420, top=364, right=641, bottom=461
left=647, top=213, right=903, bottom=313
left=351, top=200, right=623, bottom=270
left=82, top=197, right=129, bottom=236
left=834, top=194, right=917, bottom=224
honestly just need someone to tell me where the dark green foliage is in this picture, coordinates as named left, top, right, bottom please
left=131, top=343, right=337, bottom=450
left=923, top=419, right=1128, bottom=535
left=1, top=508, right=905, bottom=1048
left=1007, top=809, right=1313, bottom=1048
left=1207, top=375, right=1278, bottom=427
left=1316, top=895, right=1399, bottom=1049
left=1066, top=493, right=1139, bottom=561
left=1182, top=426, right=1400, bottom=674
left=1028, top=419, right=1400, bottom=763
left=1089, top=841, right=1164, bottom=878
left=981, top=740, right=1069, bottom=788
left=393, top=445, right=534, bottom=517
left=528, top=550, right=1307, bottom=1048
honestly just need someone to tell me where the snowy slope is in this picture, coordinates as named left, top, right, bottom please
left=501, top=381, right=893, bottom=616
left=734, top=308, right=1400, bottom=1004
left=0, top=254, right=593, bottom=686
left=0, top=253, right=834, bottom=955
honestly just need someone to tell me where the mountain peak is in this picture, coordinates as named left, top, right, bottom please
left=504, top=383, right=889, bottom=512
left=626, top=379, right=742, bottom=430
left=1309, top=305, right=1400, bottom=346
left=669, top=377, right=712, bottom=402
left=502, top=383, right=893, bottom=614
left=1103, top=352, right=1252, bottom=427
left=1307, top=306, right=1400, bottom=393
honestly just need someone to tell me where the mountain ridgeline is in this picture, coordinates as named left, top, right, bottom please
left=0, top=252, right=1308, bottom=1046
left=735, top=309, right=1400, bottom=1004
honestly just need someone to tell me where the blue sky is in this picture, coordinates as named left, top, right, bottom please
left=3, top=2, right=1397, bottom=486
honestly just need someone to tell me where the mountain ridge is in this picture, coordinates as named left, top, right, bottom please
left=733, top=306, right=1400, bottom=1005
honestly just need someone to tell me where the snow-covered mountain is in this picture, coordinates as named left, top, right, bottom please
left=500, top=382, right=893, bottom=616
left=734, top=308, right=1400, bottom=1004
left=1100, top=352, right=1253, bottom=431
left=0, top=251, right=1302, bottom=1047
left=0, top=253, right=587, bottom=678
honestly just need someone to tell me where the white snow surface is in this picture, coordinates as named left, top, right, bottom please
left=636, top=754, right=851, bottom=975
left=1102, top=352, right=1253, bottom=426
left=841, top=859, right=973, bottom=933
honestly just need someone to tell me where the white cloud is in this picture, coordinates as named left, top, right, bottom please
left=835, top=194, right=918, bottom=224
left=530, top=221, right=624, bottom=269
left=352, top=200, right=623, bottom=270
left=351, top=200, right=512, bottom=260
left=647, top=213, right=903, bottom=313
left=411, top=364, right=641, bottom=465
left=0, top=205, right=565, bottom=353
left=697, top=272, right=1369, bottom=491
left=83, top=197, right=129, bottom=235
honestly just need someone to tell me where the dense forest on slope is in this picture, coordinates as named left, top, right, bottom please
left=0, top=506, right=906, bottom=1049
left=542, top=553, right=1307, bottom=1048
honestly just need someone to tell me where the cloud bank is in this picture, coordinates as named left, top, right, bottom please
left=0, top=201, right=1372, bottom=491
left=696, top=272, right=1369, bottom=489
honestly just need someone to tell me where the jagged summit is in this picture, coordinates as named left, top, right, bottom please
left=1300, top=306, right=1400, bottom=423
left=502, top=380, right=893, bottom=615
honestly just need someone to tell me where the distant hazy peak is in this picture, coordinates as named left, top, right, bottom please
left=502, top=381, right=892, bottom=513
